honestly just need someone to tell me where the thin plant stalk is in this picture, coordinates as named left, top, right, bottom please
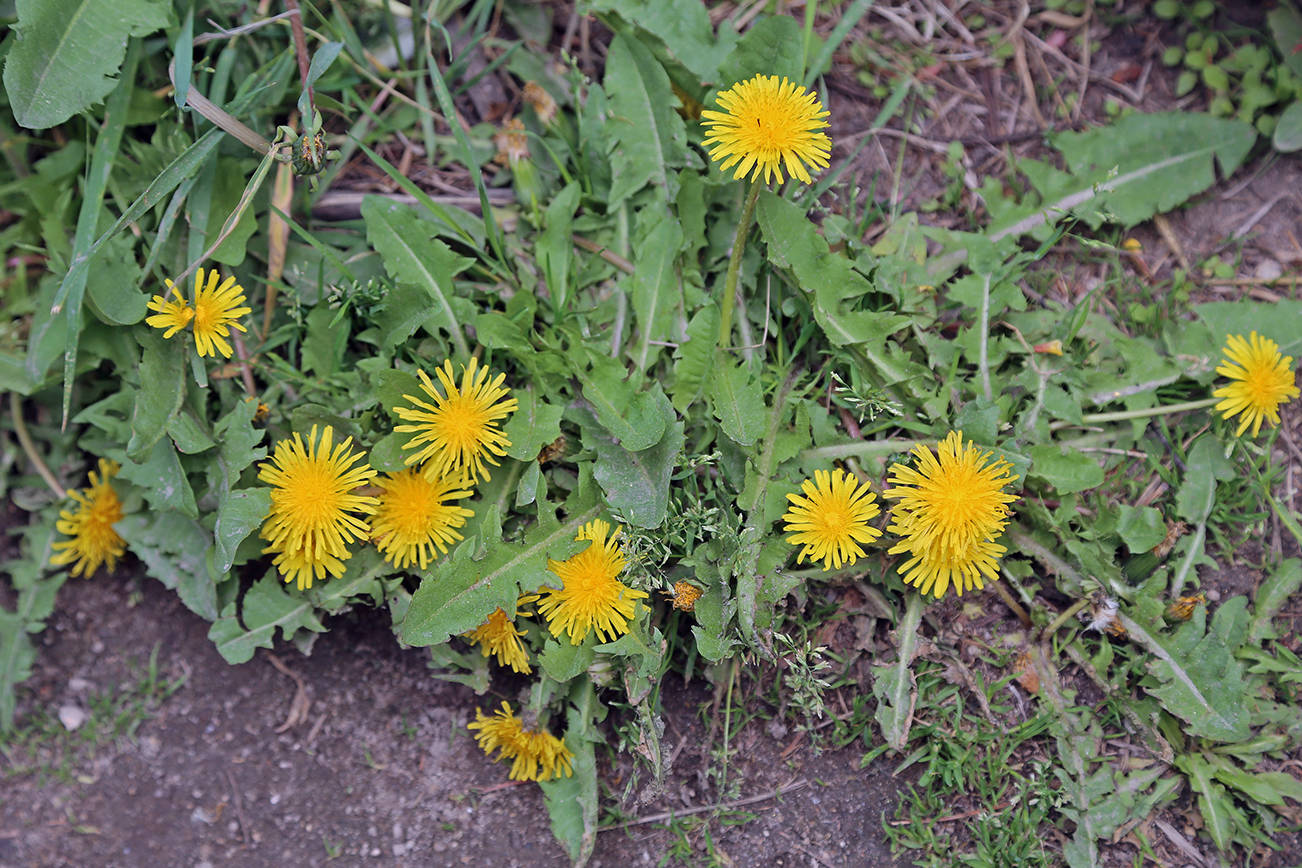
left=718, top=179, right=762, bottom=349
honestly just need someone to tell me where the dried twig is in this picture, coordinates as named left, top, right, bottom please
left=600, top=778, right=809, bottom=831
left=10, top=392, right=65, bottom=498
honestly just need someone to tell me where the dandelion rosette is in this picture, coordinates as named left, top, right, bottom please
left=51, top=459, right=126, bottom=578
left=1212, top=331, right=1299, bottom=437
left=370, top=467, right=473, bottom=570
left=258, top=425, right=378, bottom=590
left=536, top=519, right=647, bottom=645
left=782, top=468, right=882, bottom=571
left=463, top=595, right=539, bottom=674
left=701, top=74, right=832, bottom=185
left=468, top=701, right=574, bottom=782
left=393, top=357, right=518, bottom=485
left=884, top=431, right=1019, bottom=599
left=149, top=267, right=252, bottom=358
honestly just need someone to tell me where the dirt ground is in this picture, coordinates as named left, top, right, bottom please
left=0, top=575, right=901, bottom=868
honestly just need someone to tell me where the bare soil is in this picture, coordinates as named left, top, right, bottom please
left=0, top=576, right=902, bottom=868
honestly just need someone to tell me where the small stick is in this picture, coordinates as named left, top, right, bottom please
left=225, top=769, right=252, bottom=845
left=284, top=0, right=313, bottom=113
left=10, top=392, right=65, bottom=498
left=601, top=779, right=809, bottom=831
left=572, top=234, right=634, bottom=274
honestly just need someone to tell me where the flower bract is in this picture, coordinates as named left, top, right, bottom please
left=393, top=357, right=518, bottom=484
left=1212, top=332, right=1299, bottom=437
left=151, top=267, right=252, bottom=358
left=370, top=467, right=473, bottom=569
left=884, top=431, right=1019, bottom=599
left=536, top=519, right=647, bottom=645
left=51, top=459, right=126, bottom=578
left=782, top=468, right=882, bottom=571
left=468, top=701, right=574, bottom=782
left=701, top=74, right=832, bottom=185
left=258, top=425, right=377, bottom=590
left=463, top=595, right=538, bottom=674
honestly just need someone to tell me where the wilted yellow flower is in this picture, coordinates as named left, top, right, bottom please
left=782, top=468, right=882, bottom=571
left=463, top=596, right=538, bottom=674
left=393, top=357, right=518, bottom=485
left=370, top=467, right=473, bottom=570
left=258, top=425, right=377, bottom=590
left=884, top=432, right=1019, bottom=598
left=51, top=459, right=126, bottom=578
left=522, top=82, right=557, bottom=126
left=537, top=519, right=647, bottom=645
left=663, top=581, right=703, bottom=612
left=468, top=701, right=574, bottom=782
left=494, top=117, right=529, bottom=165
left=1212, top=332, right=1299, bottom=437
left=701, top=74, right=831, bottom=185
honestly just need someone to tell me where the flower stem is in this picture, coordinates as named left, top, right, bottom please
left=10, top=392, right=65, bottom=498
left=718, top=180, right=763, bottom=349
left=1051, top=397, right=1219, bottom=429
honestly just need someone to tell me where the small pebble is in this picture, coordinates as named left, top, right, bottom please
left=58, top=705, right=87, bottom=731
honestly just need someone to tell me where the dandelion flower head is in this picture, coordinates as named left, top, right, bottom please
left=370, top=467, right=473, bottom=570
left=884, top=431, right=1019, bottom=599
left=782, top=468, right=882, bottom=571
left=1212, top=332, right=1299, bottom=437
left=468, top=701, right=574, bottom=782
left=393, top=357, right=518, bottom=485
left=701, top=74, right=832, bottom=185
left=258, top=425, right=377, bottom=590
left=51, top=459, right=126, bottom=578
left=464, top=595, right=539, bottom=674
left=536, top=519, right=647, bottom=645
left=149, top=267, right=252, bottom=358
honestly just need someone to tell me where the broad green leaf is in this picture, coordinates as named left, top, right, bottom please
left=84, top=235, right=146, bottom=325
left=1269, top=5, right=1302, bottom=78
left=578, top=358, right=671, bottom=451
left=117, top=512, right=218, bottom=620
left=1028, top=445, right=1104, bottom=495
left=368, top=432, right=408, bottom=473
left=716, top=14, right=803, bottom=87
left=1194, top=300, right=1302, bottom=358
left=1274, top=100, right=1302, bottom=152
left=1175, top=754, right=1238, bottom=852
left=3, top=0, right=170, bottom=130
left=400, top=501, right=600, bottom=647
left=307, top=549, right=397, bottom=614
left=1122, top=610, right=1251, bottom=742
left=586, top=0, right=737, bottom=86
left=630, top=212, right=683, bottom=372
left=1250, top=558, right=1302, bottom=643
left=603, top=33, right=688, bottom=206
left=208, top=574, right=325, bottom=665
left=118, top=436, right=197, bottom=518
left=214, top=488, right=271, bottom=574
left=1206, top=753, right=1302, bottom=806
left=871, top=592, right=922, bottom=750
left=127, top=311, right=185, bottom=463
left=0, top=525, right=64, bottom=731
left=373, top=368, right=423, bottom=414
left=503, top=385, right=565, bottom=461
left=670, top=303, right=718, bottom=412
left=207, top=397, right=266, bottom=498
left=363, top=196, right=473, bottom=360
left=757, top=191, right=914, bottom=357
left=1175, top=436, right=1234, bottom=522
left=539, top=640, right=595, bottom=682
left=167, top=410, right=216, bottom=455
left=587, top=419, right=685, bottom=530
left=1116, top=505, right=1166, bottom=552
left=539, top=703, right=600, bottom=865
left=538, top=182, right=580, bottom=313
left=709, top=359, right=765, bottom=447
left=301, top=304, right=347, bottom=377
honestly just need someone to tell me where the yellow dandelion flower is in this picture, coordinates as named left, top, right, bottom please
left=370, top=467, right=474, bottom=570
left=468, top=701, right=574, bottom=782
left=144, top=286, right=194, bottom=338
left=701, top=74, right=832, bottom=185
left=1212, top=332, right=1299, bottom=437
left=153, top=267, right=252, bottom=358
left=782, top=468, right=882, bottom=571
left=464, top=595, right=539, bottom=674
left=393, top=357, right=519, bottom=485
left=258, top=425, right=378, bottom=590
left=884, top=431, right=1019, bottom=599
left=50, top=459, right=126, bottom=578
left=536, top=519, right=647, bottom=645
